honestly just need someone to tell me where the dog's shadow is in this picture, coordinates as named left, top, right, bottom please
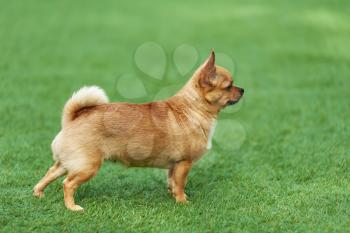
left=74, top=147, right=244, bottom=203
left=75, top=163, right=168, bottom=202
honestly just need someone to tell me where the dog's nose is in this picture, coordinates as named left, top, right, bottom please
left=239, top=88, right=244, bottom=95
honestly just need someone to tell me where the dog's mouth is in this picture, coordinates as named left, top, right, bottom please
left=226, top=100, right=238, bottom=106
left=226, top=97, right=243, bottom=106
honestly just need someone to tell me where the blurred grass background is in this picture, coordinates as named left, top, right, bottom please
left=0, top=0, right=349, bottom=232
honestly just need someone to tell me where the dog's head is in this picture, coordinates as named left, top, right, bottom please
left=193, top=51, right=244, bottom=112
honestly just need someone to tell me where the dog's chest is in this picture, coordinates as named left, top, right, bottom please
left=206, top=120, right=217, bottom=150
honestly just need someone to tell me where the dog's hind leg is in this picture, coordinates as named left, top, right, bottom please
left=33, top=161, right=67, bottom=198
left=62, top=157, right=102, bottom=211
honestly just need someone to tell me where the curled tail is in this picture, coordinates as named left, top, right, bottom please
left=61, top=86, right=109, bottom=128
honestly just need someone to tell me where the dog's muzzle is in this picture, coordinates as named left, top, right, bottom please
left=227, top=88, right=244, bottom=106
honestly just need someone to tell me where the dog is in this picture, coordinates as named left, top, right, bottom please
left=33, top=51, right=244, bottom=211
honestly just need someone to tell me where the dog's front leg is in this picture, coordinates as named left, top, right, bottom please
left=171, top=160, right=192, bottom=203
left=167, top=165, right=175, bottom=195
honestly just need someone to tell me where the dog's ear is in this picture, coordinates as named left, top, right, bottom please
left=199, top=50, right=216, bottom=87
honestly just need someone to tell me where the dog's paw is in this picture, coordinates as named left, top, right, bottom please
left=175, top=194, right=189, bottom=204
left=176, top=198, right=189, bottom=204
left=33, top=189, right=44, bottom=198
left=67, top=205, right=84, bottom=212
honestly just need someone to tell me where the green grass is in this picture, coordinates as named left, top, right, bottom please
left=1, top=0, right=350, bottom=232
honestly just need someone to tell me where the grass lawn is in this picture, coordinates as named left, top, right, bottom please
left=1, top=0, right=350, bottom=232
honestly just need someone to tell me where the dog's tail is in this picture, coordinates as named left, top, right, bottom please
left=61, top=86, right=109, bottom=128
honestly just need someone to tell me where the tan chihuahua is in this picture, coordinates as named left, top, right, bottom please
left=33, top=51, right=244, bottom=211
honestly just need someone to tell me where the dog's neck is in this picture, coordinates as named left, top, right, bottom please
left=175, top=78, right=219, bottom=118
left=168, top=80, right=218, bottom=135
